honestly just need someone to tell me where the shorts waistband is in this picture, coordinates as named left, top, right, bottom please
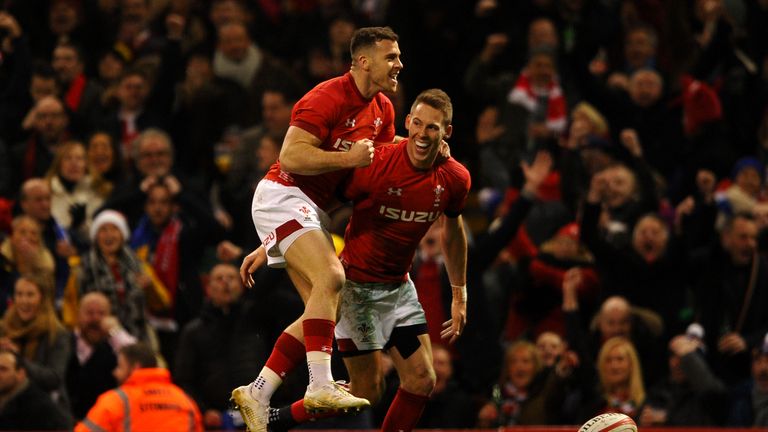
left=347, top=280, right=402, bottom=291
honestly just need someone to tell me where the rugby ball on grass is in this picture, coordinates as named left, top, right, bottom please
left=578, top=413, right=637, bottom=432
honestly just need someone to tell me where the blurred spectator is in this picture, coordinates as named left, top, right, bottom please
left=51, top=42, right=103, bottom=135
left=0, top=216, right=55, bottom=314
left=130, top=180, right=222, bottom=365
left=415, top=343, right=476, bottom=428
left=76, top=342, right=203, bottom=432
left=583, top=155, right=659, bottom=250
left=46, top=141, right=110, bottom=250
left=17, top=179, right=74, bottom=308
left=573, top=336, right=646, bottom=423
left=169, top=50, right=246, bottom=191
left=640, top=333, right=727, bottom=426
left=220, top=86, right=297, bottom=247
left=66, top=291, right=136, bottom=420
left=115, top=0, right=166, bottom=60
left=8, top=96, right=71, bottom=197
left=212, top=21, right=304, bottom=126
left=0, top=348, right=72, bottom=430
left=468, top=45, right=565, bottom=192
left=17, top=63, right=60, bottom=138
left=0, top=11, right=31, bottom=145
left=100, top=70, right=163, bottom=166
left=563, top=277, right=666, bottom=391
left=536, top=331, right=566, bottom=368
left=65, top=210, right=156, bottom=342
left=582, top=206, right=688, bottom=337
left=719, top=156, right=767, bottom=216
left=303, top=14, right=355, bottom=85
left=596, top=24, right=659, bottom=92
left=477, top=340, right=568, bottom=426
left=503, top=221, right=599, bottom=341
left=95, top=49, right=129, bottom=108
left=86, top=130, right=124, bottom=187
left=175, top=263, right=266, bottom=431
left=0, top=275, right=71, bottom=413
left=101, top=128, right=211, bottom=227
left=693, top=213, right=768, bottom=385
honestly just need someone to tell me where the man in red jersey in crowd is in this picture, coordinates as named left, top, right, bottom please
left=231, top=26, right=403, bottom=432
left=245, top=89, right=474, bottom=431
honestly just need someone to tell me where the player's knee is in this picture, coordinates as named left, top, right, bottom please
left=351, top=377, right=385, bottom=405
left=400, top=364, right=436, bottom=397
left=312, top=261, right=346, bottom=293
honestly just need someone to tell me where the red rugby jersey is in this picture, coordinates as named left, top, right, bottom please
left=340, top=140, right=471, bottom=283
left=263, top=72, right=396, bottom=211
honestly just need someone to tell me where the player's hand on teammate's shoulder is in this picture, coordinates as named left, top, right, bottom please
left=347, top=139, right=375, bottom=168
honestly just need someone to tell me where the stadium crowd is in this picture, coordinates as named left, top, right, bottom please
left=1, top=0, right=768, bottom=429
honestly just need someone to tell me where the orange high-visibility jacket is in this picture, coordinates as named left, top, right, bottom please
left=75, top=368, right=203, bottom=432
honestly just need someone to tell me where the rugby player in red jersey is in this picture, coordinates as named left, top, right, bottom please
left=231, top=27, right=403, bottom=432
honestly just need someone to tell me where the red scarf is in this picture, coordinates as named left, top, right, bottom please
left=153, top=217, right=182, bottom=303
left=65, top=74, right=87, bottom=111
left=508, top=72, right=567, bottom=133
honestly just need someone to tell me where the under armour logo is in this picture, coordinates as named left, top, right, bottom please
left=373, top=117, right=382, bottom=128
left=345, top=118, right=356, bottom=127
left=320, top=345, right=333, bottom=354
left=387, top=187, right=402, bottom=196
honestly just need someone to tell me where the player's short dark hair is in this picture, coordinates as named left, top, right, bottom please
left=350, top=26, right=399, bottom=58
left=119, top=343, right=158, bottom=368
left=410, top=88, right=453, bottom=126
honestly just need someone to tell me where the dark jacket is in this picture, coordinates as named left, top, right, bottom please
left=0, top=380, right=72, bottom=430
left=65, top=334, right=118, bottom=420
left=174, top=298, right=267, bottom=412
left=645, top=351, right=728, bottom=426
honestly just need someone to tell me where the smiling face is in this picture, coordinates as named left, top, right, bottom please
left=405, top=102, right=452, bottom=170
left=363, top=39, right=403, bottom=96
left=13, top=278, right=43, bottom=323
left=88, top=133, right=115, bottom=176
left=96, top=223, right=124, bottom=256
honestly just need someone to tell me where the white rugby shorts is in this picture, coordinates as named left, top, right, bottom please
left=251, top=179, right=331, bottom=268
left=335, top=277, right=427, bottom=352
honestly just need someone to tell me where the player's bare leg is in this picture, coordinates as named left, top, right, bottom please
left=282, top=231, right=369, bottom=413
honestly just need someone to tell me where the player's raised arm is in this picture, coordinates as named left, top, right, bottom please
left=439, top=215, right=468, bottom=344
left=279, top=126, right=374, bottom=175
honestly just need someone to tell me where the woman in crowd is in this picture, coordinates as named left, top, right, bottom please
left=0, top=215, right=55, bottom=315
left=46, top=140, right=111, bottom=249
left=66, top=210, right=156, bottom=342
left=0, top=274, right=71, bottom=413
